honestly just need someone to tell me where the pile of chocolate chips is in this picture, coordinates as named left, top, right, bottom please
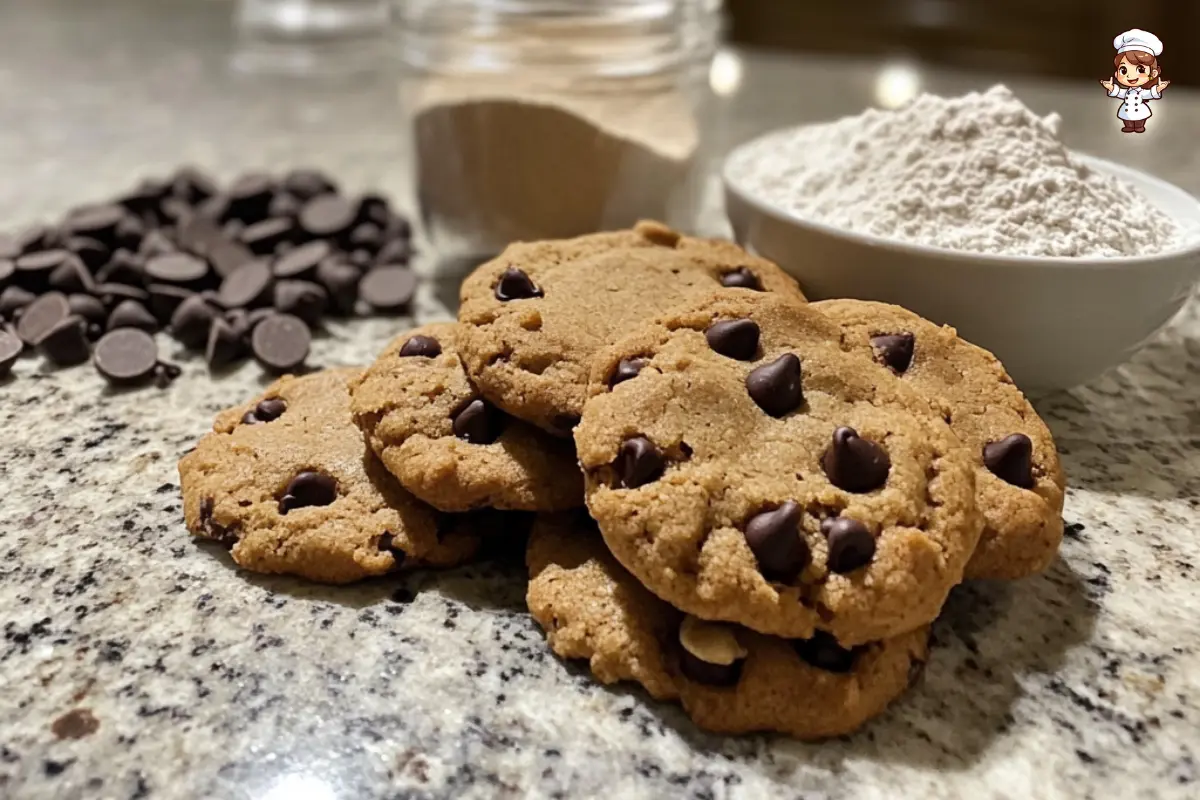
left=0, top=167, right=416, bottom=385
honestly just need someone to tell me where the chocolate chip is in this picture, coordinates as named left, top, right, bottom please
left=169, top=294, right=219, bottom=349
left=137, top=229, right=176, bottom=260
left=451, top=398, right=505, bottom=444
left=65, top=204, right=125, bottom=242
left=226, top=174, right=275, bottom=222
left=821, top=427, right=890, bottom=493
left=145, top=252, right=208, bottom=286
left=38, top=315, right=91, bottom=365
left=613, top=436, right=665, bottom=489
left=609, top=357, right=647, bottom=387
left=146, top=284, right=195, bottom=324
left=273, top=240, right=329, bottom=280
left=0, top=330, right=23, bottom=376
left=45, top=255, right=93, bottom=295
left=93, top=328, right=159, bottom=385
left=719, top=267, right=762, bottom=290
left=0, top=286, right=36, bottom=320
left=349, top=223, right=383, bottom=253
left=678, top=650, right=743, bottom=687
left=705, top=318, right=759, bottom=360
left=241, top=396, right=287, bottom=425
left=349, top=249, right=374, bottom=270
left=170, top=167, right=217, bottom=205
left=399, top=334, right=441, bottom=358
left=95, top=250, right=145, bottom=286
left=64, top=237, right=109, bottom=272
left=239, top=217, right=294, bottom=255
left=15, top=292, right=70, bottom=345
left=359, top=266, right=416, bottom=312
left=744, top=501, right=809, bottom=582
left=494, top=268, right=542, bottom=301
left=106, top=300, right=158, bottom=333
left=217, top=260, right=273, bottom=309
left=315, top=259, right=360, bottom=314
left=793, top=631, right=857, bottom=673
left=299, top=195, right=357, bottom=238
left=377, top=532, right=407, bottom=570
left=67, top=294, right=107, bottom=325
left=205, top=318, right=245, bottom=368
left=983, top=433, right=1035, bottom=489
left=278, top=470, right=338, bottom=513
left=250, top=313, right=310, bottom=373
left=95, top=283, right=150, bottom=309
left=870, top=333, right=915, bottom=374
left=15, top=250, right=69, bottom=287
left=14, top=225, right=52, bottom=254
left=375, top=237, right=412, bottom=267
left=821, top=517, right=876, bottom=573
left=745, top=354, right=803, bottom=417
left=0, top=259, right=12, bottom=286
left=255, top=397, right=287, bottom=421
left=273, top=280, right=327, bottom=328
left=282, top=169, right=338, bottom=200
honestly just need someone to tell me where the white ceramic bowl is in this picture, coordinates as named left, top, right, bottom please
left=723, top=147, right=1200, bottom=391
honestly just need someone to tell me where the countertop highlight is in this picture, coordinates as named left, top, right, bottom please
left=1, top=2, right=1199, bottom=798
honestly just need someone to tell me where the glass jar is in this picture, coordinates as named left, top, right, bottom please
left=395, top=0, right=719, bottom=276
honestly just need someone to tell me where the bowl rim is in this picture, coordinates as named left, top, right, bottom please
left=722, top=136, right=1200, bottom=270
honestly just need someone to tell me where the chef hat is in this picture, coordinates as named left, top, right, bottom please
left=1114, top=29, right=1163, bottom=57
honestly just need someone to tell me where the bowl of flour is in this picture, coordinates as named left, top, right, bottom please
left=722, top=85, right=1200, bottom=391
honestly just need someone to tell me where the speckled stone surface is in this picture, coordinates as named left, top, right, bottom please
left=2, top=2, right=1199, bottom=799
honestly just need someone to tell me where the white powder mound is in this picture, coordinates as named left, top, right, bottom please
left=731, top=85, right=1181, bottom=258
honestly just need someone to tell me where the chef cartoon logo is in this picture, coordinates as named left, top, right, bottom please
left=1100, top=29, right=1171, bottom=133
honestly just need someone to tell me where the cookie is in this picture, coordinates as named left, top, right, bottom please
left=527, top=513, right=930, bottom=739
left=350, top=323, right=583, bottom=513
left=576, top=291, right=982, bottom=645
left=178, top=368, right=480, bottom=583
left=457, top=221, right=807, bottom=436
left=813, top=299, right=1065, bottom=580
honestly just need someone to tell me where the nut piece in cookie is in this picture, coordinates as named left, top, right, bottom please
left=526, top=513, right=930, bottom=740
left=813, top=299, right=1065, bottom=580
left=457, top=223, right=807, bottom=436
left=350, top=323, right=583, bottom=513
left=577, top=290, right=982, bottom=645
left=179, top=368, right=480, bottom=583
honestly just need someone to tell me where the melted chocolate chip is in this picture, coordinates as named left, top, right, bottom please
left=821, top=517, right=876, bottom=573
left=613, top=436, right=665, bottom=489
left=821, top=427, right=890, bottom=493
left=745, top=354, right=803, bottom=417
left=494, top=267, right=542, bottom=301
left=399, top=334, right=442, bottom=358
left=793, top=631, right=857, bottom=673
left=744, top=501, right=809, bottom=582
left=983, top=433, right=1035, bottom=488
left=452, top=398, right=505, bottom=444
left=278, top=470, right=338, bottom=513
left=609, top=357, right=647, bottom=388
left=705, top=318, right=760, bottom=361
left=870, top=332, right=915, bottom=374
left=719, top=267, right=762, bottom=291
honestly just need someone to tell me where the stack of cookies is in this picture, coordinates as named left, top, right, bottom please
left=178, top=221, right=1065, bottom=740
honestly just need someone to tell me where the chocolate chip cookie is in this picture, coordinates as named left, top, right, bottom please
left=457, top=221, right=807, bottom=436
left=527, top=513, right=930, bottom=739
left=814, top=299, right=1065, bottom=580
left=178, top=368, right=480, bottom=583
left=576, top=291, right=982, bottom=645
left=350, top=323, right=583, bottom=513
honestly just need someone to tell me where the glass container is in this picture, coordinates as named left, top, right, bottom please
left=395, top=0, right=720, bottom=276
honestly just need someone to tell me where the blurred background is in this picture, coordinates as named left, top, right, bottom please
left=728, top=0, right=1199, bottom=83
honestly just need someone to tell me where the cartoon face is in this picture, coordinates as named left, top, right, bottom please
left=1116, top=56, right=1157, bottom=87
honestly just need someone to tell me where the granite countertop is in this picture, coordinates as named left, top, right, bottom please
left=2, top=2, right=1198, bottom=798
